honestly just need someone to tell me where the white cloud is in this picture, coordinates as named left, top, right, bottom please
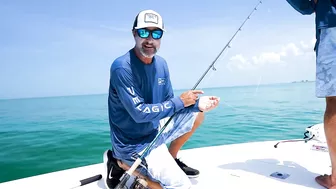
left=281, top=43, right=302, bottom=57
left=231, top=54, right=248, bottom=64
left=300, top=40, right=310, bottom=50
left=252, top=52, right=282, bottom=65
left=230, top=54, right=253, bottom=69
left=228, top=39, right=315, bottom=70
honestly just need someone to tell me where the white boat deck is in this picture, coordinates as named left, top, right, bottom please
left=0, top=139, right=331, bottom=189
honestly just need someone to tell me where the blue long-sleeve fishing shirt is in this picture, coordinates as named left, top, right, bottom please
left=286, top=0, right=336, bottom=30
left=108, top=48, right=200, bottom=160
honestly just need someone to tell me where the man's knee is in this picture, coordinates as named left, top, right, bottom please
left=326, top=96, right=336, bottom=104
left=194, top=112, right=204, bottom=126
left=326, top=97, right=336, bottom=114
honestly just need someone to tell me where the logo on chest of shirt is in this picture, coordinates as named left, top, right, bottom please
left=158, top=78, right=165, bottom=85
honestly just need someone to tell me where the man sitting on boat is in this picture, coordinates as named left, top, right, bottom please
left=104, top=9, right=220, bottom=189
left=286, top=0, right=336, bottom=188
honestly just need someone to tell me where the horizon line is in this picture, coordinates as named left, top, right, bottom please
left=0, top=80, right=314, bottom=101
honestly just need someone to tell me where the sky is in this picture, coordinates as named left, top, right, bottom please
left=0, top=0, right=317, bottom=99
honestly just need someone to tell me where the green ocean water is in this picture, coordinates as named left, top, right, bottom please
left=0, top=82, right=326, bottom=183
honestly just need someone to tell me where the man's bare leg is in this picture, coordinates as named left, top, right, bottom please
left=168, top=112, right=204, bottom=158
left=316, top=97, right=336, bottom=189
left=117, top=161, right=163, bottom=189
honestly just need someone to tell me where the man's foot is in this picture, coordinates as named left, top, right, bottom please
left=103, top=149, right=125, bottom=189
left=175, top=158, right=200, bottom=178
left=315, top=174, right=336, bottom=189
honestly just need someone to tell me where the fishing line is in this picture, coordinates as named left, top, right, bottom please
left=114, top=1, right=263, bottom=188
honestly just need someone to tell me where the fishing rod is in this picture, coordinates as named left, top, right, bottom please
left=114, top=1, right=263, bottom=188
left=192, top=1, right=262, bottom=89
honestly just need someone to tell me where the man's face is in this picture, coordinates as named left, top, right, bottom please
left=134, top=27, right=163, bottom=58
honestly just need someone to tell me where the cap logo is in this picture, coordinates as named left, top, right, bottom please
left=144, top=13, right=158, bottom=24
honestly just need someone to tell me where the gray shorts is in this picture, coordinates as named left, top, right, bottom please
left=315, top=27, right=336, bottom=98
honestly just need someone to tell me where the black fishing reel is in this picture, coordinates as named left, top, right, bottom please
left=114, top=175, right=148, bottom=189
left=130, top=177, right=148, bottom=189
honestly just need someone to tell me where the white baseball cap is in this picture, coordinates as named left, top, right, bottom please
left=132, top=10, right=165, bottom=31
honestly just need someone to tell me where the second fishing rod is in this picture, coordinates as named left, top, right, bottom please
left=114, top=1, right=263, bottom=188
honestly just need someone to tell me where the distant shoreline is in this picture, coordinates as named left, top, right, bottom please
left=291, top=80, right=314, bottom=83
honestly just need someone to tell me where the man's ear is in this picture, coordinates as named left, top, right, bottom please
left=132, top=29, right=136, bottom=37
